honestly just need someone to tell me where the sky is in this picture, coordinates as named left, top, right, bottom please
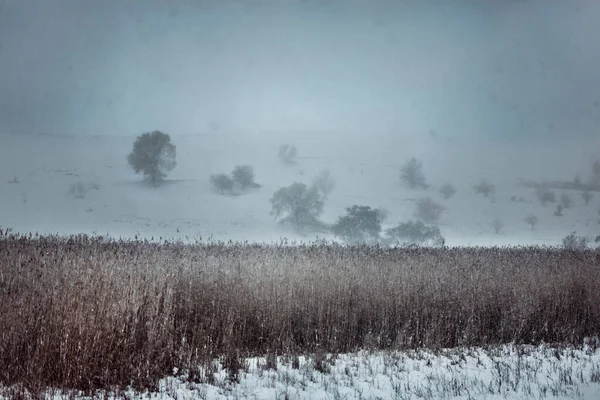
left=1, top=0, right=599, bottom=140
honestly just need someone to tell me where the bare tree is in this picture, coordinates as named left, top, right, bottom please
left=562, top=232, right=587, bottom=250
left=278, top=144, right=298, bottom=164
left=210, top=174, right=234, bottom=195
left=270, top=182, right=325, bottom=231
left=400, top=157, right=428, bottom=189
left=311, top=169, right=336, bottom=199
left=536, top=187, right=556, bottom=206
left=439, top=183, right=456, bottom=200
left=127, top=131, right=176, bottom=186
left=524, top=214, right=538, bottom=230
left=232, top=165, right=258, bottom=190
left=473, top=179, right=495, bottom=198
left=559, top=193, right=572, bottom=209
left=331, top=205, right=383, bottom=244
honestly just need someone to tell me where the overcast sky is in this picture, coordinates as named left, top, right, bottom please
left=1, top=0, right=599, bottom=140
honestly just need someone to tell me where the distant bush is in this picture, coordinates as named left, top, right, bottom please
left=127, top=130, right=176, bottom=187
left=414, top=197, right=444, bottom=223
left=536, top=187, right=556, bottom=206
left=439, top=183, right=456, bottom=200
left=400, top=157, right=428, bottom=189
left=331, top=205, right=383, bottom=244
left=582, top=189, right=593, bottom=206
left=8, top=174, right=18, bottom=184
left=311, top=169, right=336, bottom=199
left=524, top=214, right=538, bottom=230
left=472, top=179, right=495, bottom=198
left=68, top=182, right=89, bottom=199
left=232, top=165, right=259, bottom=190
left=278, top=144, right=298, bottom=164
left=385, top=220, right=444, bottom=247
left=559, top=193, right=572, bottom=209
left=562, top=232, right=587, bottom=250
left=554, top=204, right=564, bottom=217
left=210, top=173, right=234, bottom=195
left=270, top=182, right=325, bottom=232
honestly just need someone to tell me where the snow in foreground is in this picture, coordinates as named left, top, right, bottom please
left=12, top=344, right=600, bottom=399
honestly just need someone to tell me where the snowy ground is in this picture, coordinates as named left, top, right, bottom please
left=5, top=344, right=599, bottom=399
left=1, top=131, right=599, bottom=246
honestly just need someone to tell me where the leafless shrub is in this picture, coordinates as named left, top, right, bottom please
left=1, top=230, right=600, bottom=394
left=68, top=182, right=89, bottom=199
left=554, top=204, right=564, bottom=216
left=385, top=220, right=444, bottom=247
left=562, top=232, right=587, bottom=250
left=278, top=144, right=298, bottom=164
left=8, top=174, right=19, bottom=184
left=559, top=193, right=572, bottom=209
left=415, top=197, right=444, bottom=223
left=400, top=157, right=428, bottom=189
left=439, top=183, right=456, bottom=200
left=492, top=219, right=504, bottom=234
left=536, top=187, right=556, bottom=206
left=524, top=214, right=538, bottom=230
left=473, top=179, right=495, bottom=198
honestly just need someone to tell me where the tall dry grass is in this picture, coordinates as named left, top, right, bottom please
left=1, top=228, right=599, bottom=393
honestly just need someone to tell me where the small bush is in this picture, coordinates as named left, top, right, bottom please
left=311, top=169, right=336, bottom=199
left=554, top=204, right=564, bottom=217
left=472, top=179, right=495, bottom=198
left=562, top=232, right=587, bottom=250
left=210, top=174, right=234, bottom=195
left=8, top=174, right=19, bottom=184
left=582, top=189, right=594, bottom=206
left=524, top=214, right=538, bottom=230
left=385, top=220, right=444, bottom=247
left=559, top=193, right=572, bottom=209
left=439, top=183, right=456, bottom=200
left=232, top=165, right=259, bottom=190
left=400, top=157, right=428, bottom=189
left=414, top=197, right=444, bottom=223
left=68, top=182, right=89, bottom=199
left=278, top=144, right=298, bottom=164
left=331, top=205, right=383, bottom=244
left=536, top=187, right=556, bottom=206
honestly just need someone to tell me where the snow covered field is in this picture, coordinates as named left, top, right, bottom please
left=1, top=131, right=599, bottom=246
left=4, top=344, right=600, bottom=399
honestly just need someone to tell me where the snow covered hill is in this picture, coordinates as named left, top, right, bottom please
left=1, top=131, right=599, bottom=246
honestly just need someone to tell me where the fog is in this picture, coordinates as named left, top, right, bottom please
left=1, top=0, right=599, bottom=245
left=1, top=0, right=599, bottom=139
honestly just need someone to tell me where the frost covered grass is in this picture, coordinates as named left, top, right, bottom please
left=1, top=229, right=600, bottom=397
left=4, top=345, right=600, bottom=399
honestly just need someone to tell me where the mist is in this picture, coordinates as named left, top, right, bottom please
left=1, top=0, right=599, bottom=140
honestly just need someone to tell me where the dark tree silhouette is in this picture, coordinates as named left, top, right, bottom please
left=270, top=182, right=324, bottom=231
left=331, top=205, right=382, bottom=244
left=127, top=131, right=176, bottom=186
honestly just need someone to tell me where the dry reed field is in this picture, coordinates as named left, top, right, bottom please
left=1, top=228, right=600, bottom=396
